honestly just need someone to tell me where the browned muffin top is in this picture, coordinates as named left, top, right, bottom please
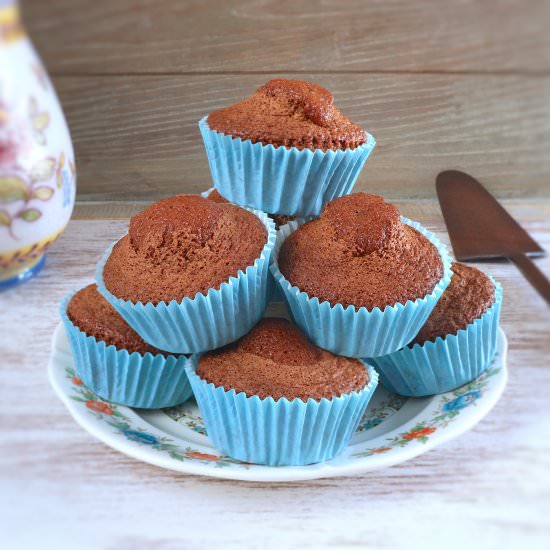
left=103, top=194, right=267, bottom=304
left=207, top=79, right=367, bottom=152
left=278, top=193, right=444, bottom=311
left=67, top=284, right=164, bottom=355
left=197, top=318, right=369, bottom=402
left=207, top=188, right=295, bottom=229
left=412, top=262, right=495, bottom=345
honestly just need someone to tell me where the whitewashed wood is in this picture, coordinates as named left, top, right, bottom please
left=1, top=203, right=550, bottom=549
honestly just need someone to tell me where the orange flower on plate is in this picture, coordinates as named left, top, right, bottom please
left=85, top=400, right=113, bottom=415
left=372, top=447, right=392, bottom=454
left=185, top=451, right=220, bottom=462
left=403, top=426, right=436, bottom=440
left=72, top=375, right=83, bottom=386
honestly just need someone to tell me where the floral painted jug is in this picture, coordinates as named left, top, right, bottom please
left=0, top=0, right=75, bottom=288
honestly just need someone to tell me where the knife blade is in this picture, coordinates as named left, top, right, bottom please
left=436, top=170, right=550, bottom=304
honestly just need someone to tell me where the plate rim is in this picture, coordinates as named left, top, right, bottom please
left=49, top=323, right=508, bottom=482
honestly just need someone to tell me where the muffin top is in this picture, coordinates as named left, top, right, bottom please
left=278, top=193, right=444, bottom=311
left=412, top=262, right=495, bottom=345
left=207, top=188, right=295, bottom=229
left=102, top=194, right=267, bottom=304
left=197, top=318, right=369, bottom=402
left=207, top=79, right=367, bottom=152
left=67, top=284, right=164, bottom=355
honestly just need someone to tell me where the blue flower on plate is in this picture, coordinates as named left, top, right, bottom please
left=443, top=390, right=482, bottom=412
left=122, top=429, right=159, bottom=446
left=190, top=425, right=207, bottom=436
left=359, top=417, right=384, bottom=431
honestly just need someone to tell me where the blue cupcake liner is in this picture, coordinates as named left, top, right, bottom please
left=369, top=280, right=503, bottom=396
left=60, top=293, right=193, bottom=408
left=270, top=217, right=453, bottom=358
left=199, top=116, right=376, bottom=217
left=201, top=186, right=303, bottom=304
left=95, top=208, right=277, bottom=354
left=185, top=357, right=379, bottom=466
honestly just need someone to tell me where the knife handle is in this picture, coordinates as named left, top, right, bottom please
left=509, top=252, right=550, bottom=305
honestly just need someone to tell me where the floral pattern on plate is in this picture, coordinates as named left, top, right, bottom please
left=67, top=368, right=248, bottom=469
left=66, top=359, right=501, bottom=468
left=162, top=385, right=407, bottom=437
left=51, top=324, right=507, bottom=481
left=356, top=393, right=407, bottom=432
left=353, top=363, right=501, bottom=458
left=164, top=405, right=208, bottom=436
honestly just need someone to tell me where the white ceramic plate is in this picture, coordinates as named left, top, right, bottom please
left=49, top=323, right=508, bottom=482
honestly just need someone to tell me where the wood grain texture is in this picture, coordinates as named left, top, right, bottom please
left=54, top=73, right=550, bottom=202
left=22, top=0, right=550, bottom=75
left=1, top=204, right=549, bottom=549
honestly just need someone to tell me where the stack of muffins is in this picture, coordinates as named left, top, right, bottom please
left=61, top=79, right=502, bottom=467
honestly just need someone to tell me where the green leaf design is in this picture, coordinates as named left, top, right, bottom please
left=32, top=186, right=54, bottom=201
left=30, top=158, right=56, bottom=182
left=69, top=396, right=86, bottom=403
left=0, top=177, right=28, bottom=203
left=17, top=208, right=41, bottom=222
left=0, top=210, right=10, bottom=226
left=169, top=451, right=184, bottom=461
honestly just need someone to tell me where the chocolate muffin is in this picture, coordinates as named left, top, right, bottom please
left=412, top=262, right=495, bottom=345
left=207, top=79, right=367, bottom=152
left=102, top=194, right=267, bottom=304
left=207, top=188, right=295, bottom=229
left=67, top=284, right=163, bottom=355
left=278, top=193, right=444, bottom=311
left=197, top=318, right=369, bottom=402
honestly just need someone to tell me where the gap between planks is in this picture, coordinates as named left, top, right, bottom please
left=49, top=69, right=550, bottom=78
left=73, top=198, right=550, bottom=221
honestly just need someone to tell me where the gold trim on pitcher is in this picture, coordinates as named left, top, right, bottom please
left=0, top=224, right=66, bottom=270
left=0, top=5, right=25, bottom=44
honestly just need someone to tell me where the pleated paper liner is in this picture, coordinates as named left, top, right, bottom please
left=186, top=357, right=379, bottom=466
left=270, top=217, right=453, bottom=358
left=201, top=186, right=308, bottom=304
left=60, top=293, right=193, bottom=409
left=96, top=209, right=276, bottom=354
left=369, top=280, right=503, bottom=396
left=199, top=116, right=376, bottom=217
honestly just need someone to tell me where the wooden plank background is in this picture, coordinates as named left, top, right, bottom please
left=21, top=0, right=550, bottom=204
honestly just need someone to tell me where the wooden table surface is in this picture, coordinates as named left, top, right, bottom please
left=2, top=1, right=550, bottom=548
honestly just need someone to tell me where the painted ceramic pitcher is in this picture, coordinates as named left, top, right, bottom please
left=0, top=0, right=75, bottom=288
